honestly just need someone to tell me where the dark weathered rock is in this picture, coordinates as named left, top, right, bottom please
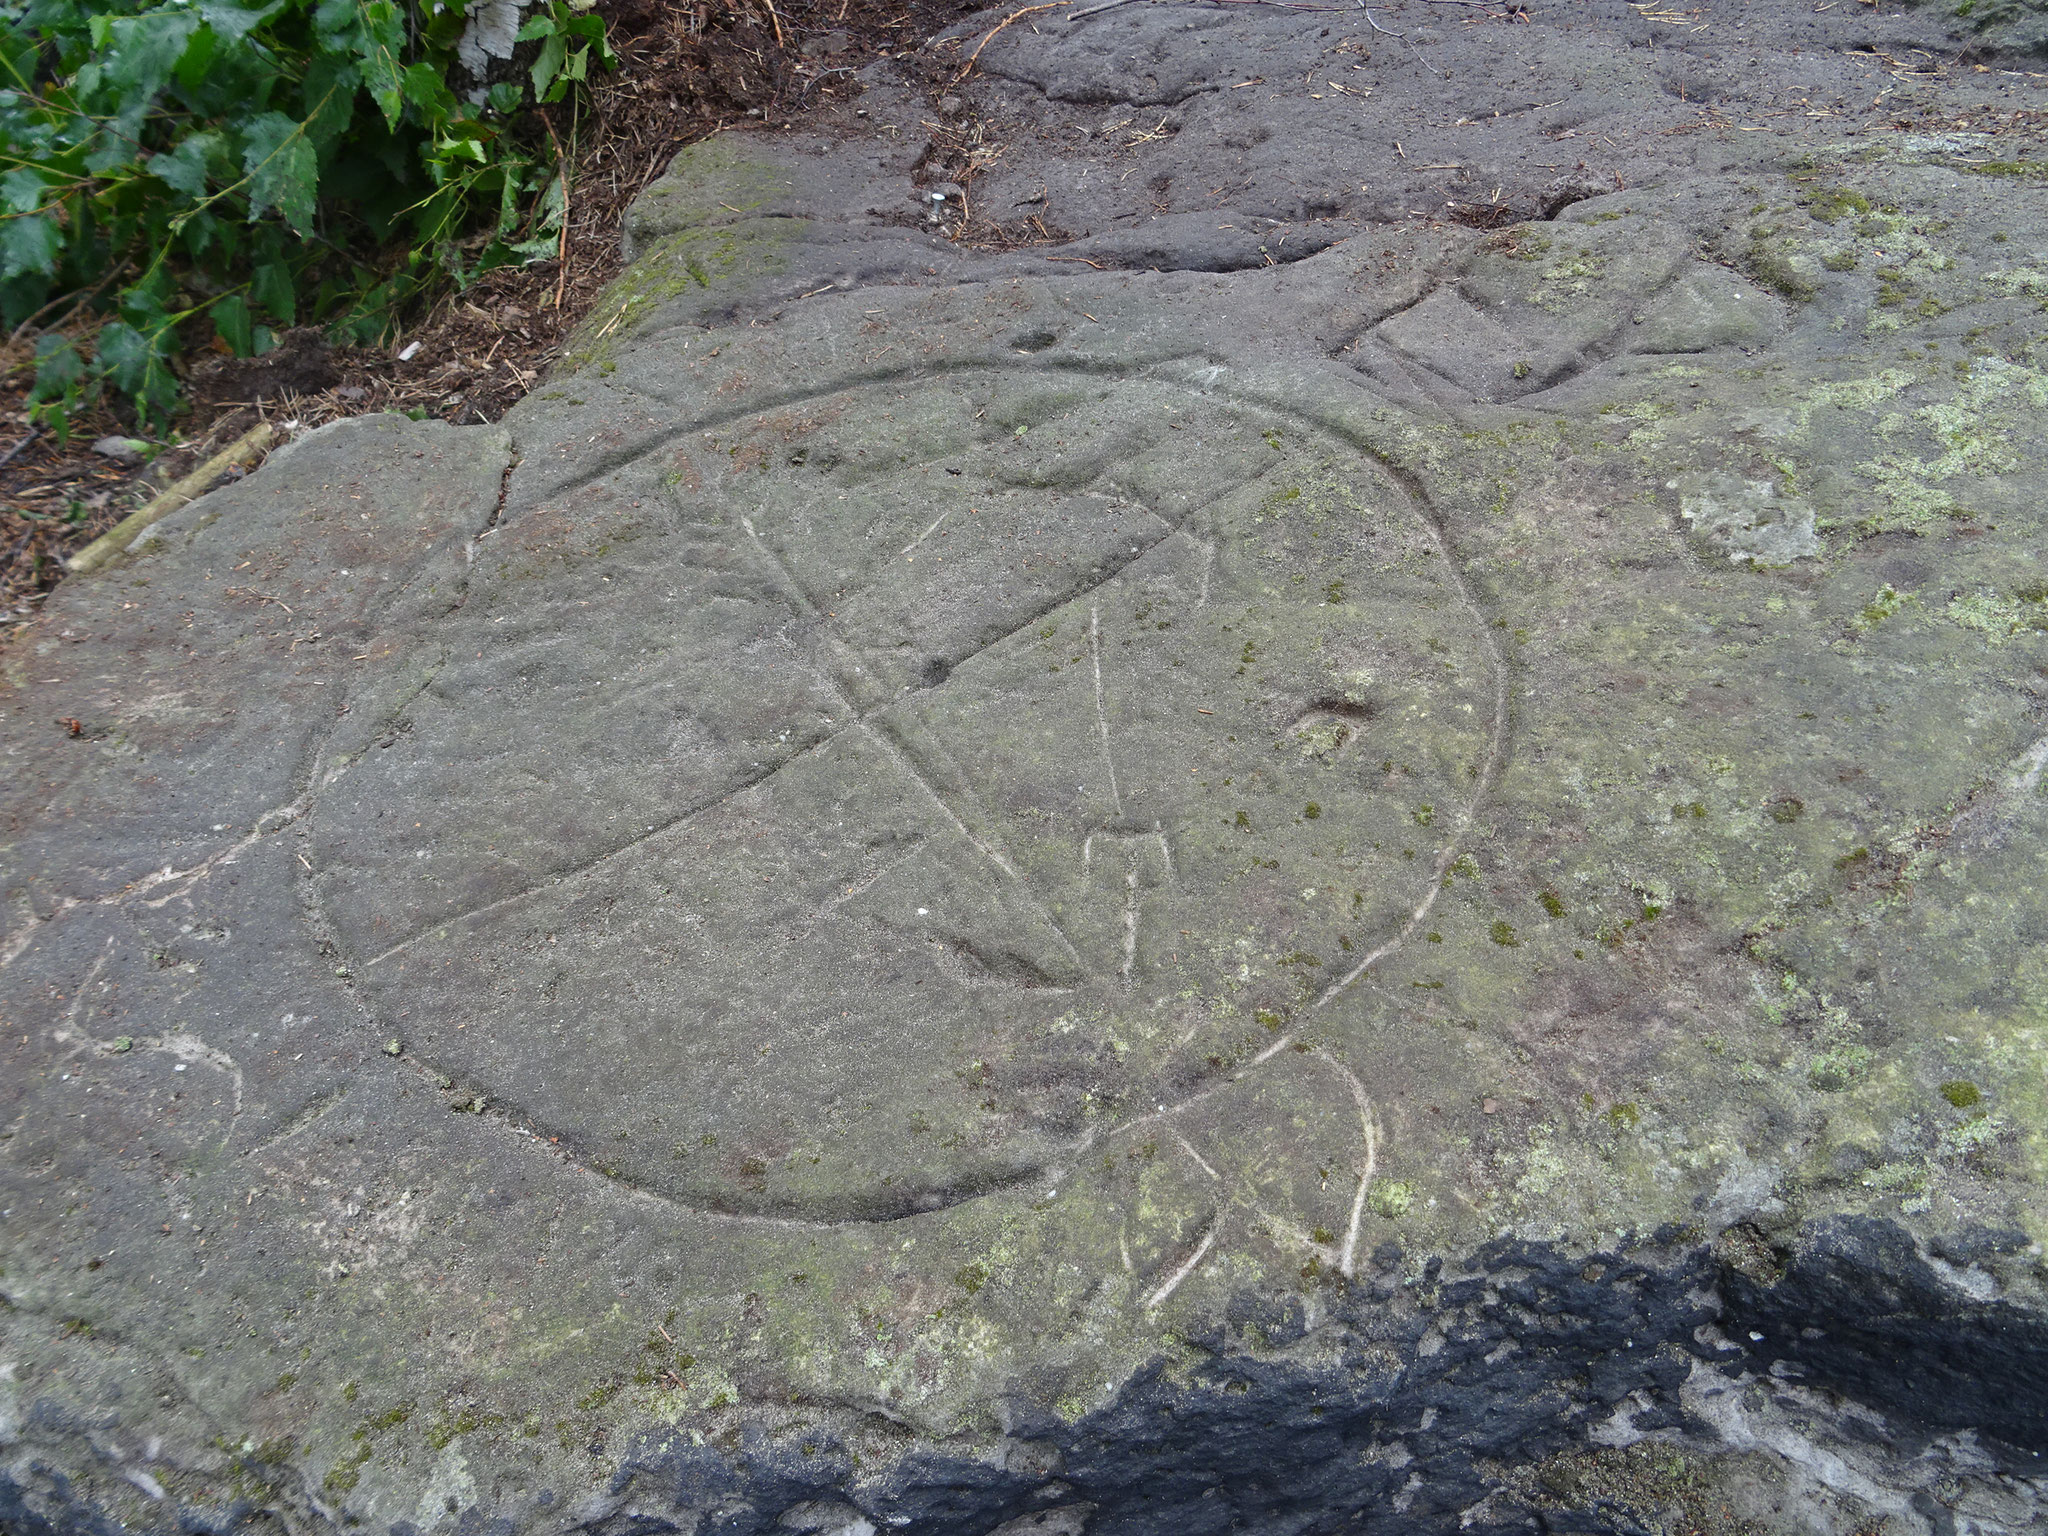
left=5, top=1, right=2048, bottom=1531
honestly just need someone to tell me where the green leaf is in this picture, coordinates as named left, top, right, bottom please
left=97, top=319, right=181, bottom=428
left=1, top=166, right=48, bottom=216
left=406, top=181, right=464, bottom=244
left=431, top=131, right=488, bottom=169
left=499, top=233, right=558, bottom=262
left=354, top=0, right=408, bottom=129
left=415, top=10, right=467, bottom=58
left=485, top=81, right=523, bottom=113
left=402, top=60, right=457, bottom=121
left=302, top=55, right=361, bottom=154
left=0, top=211, right=62, bottom=280
left=174, top=24, right=219, bottom=91
left=213, top=293, right=255, bottom=356
left=198, top=0, right=288, bottom=44
left=251, top=258, right=295, bottom=324
left=241, top=111, right=318, bottom=235
left=125, top=265, right=178, bottom=316
left=558, top=43, right=590, bottom=91
left=0, top=30, right=38, bottom=94
left=564, top=11, right=617, bottom=66
left=87, top=125, right=146, bottom=178
left=178, top=208, right=232, bottom=259
left=491, top=156, right=524, bottom=232
left=27, top=333, right=85, bottom=440
left=559, top=11, right=610, bottom=46
left=29, top=334, right=86, bottom=404
left=96, top=11, right=204, bottom=115
left=532, top=169, right=568, bottom=233
left=312, top=0, right=364, bottom=44
left=529, top=32, right=566, bottom=100
left=515, top=14, right=559, bottom=41
left=148, top=131, right=224, bottom=199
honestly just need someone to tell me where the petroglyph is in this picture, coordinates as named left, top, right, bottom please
left=297, top=362, right=1502, bottom=1230
left=15, top=10, right=2048, bottom=1528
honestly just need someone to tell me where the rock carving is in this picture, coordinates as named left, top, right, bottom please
left=6, top=4, right=2048, bottom=1532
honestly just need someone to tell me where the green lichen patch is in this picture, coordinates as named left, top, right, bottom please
left=1740, top=232, right=1820, bottom=302
left=623, top=137, right=802, bottom=246
left=1367, top=1180, right=1415, bottom=1218
left=1962, top=160, right=2047, bottom=179
left=559, top=220, right=797, bottom=373
left=1800, top=185, right=1872, bottom=223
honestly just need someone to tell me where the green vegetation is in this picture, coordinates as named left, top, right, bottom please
left=0, top=0, right=613, bottom=434
left=1962, top=160, right=2046, bottom=179
left=1366, top=1179, right=1414, bottom=1218
left=1800, top=185, right=1870, bottom=224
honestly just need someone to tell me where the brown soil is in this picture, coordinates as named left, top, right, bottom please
left=1, top=0, right=992, bottom=633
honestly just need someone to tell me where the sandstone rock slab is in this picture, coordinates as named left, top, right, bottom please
left=6, top=5, right=2048, bottom=1534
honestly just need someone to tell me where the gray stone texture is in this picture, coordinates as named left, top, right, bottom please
left=5, top=1, right=2048, bottom=1532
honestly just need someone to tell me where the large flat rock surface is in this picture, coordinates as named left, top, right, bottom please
left=5, top=4, right=2048, bottom=1533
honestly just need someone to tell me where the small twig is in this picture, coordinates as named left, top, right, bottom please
left=6, top=259, right=132, bottom=346
left=540, top=113, right=573, bottom=311
left=0, top=427, right=40, bottom=471
left=67, top=423, right=277, bottom=576
left=226, top=587, right=294, bottom=615
left=953, top=0, right=1072, bottom=85
left=1364, top=7, right=1450, bottom=76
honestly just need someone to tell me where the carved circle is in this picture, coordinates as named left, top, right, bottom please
left=311, top=364, right=1501, bottom=1220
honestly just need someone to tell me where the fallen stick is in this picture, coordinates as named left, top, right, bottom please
left=952, top=0, right=1070, bottom=84
left=67, top=422, right=277, bottom=576
left=0, top=426, right=40, bottom=470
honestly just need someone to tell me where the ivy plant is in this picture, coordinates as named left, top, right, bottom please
left=0, top=0, right=613, bottom=436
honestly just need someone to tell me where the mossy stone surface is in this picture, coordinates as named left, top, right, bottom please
left=5, top=14, right=2048, bottom=1536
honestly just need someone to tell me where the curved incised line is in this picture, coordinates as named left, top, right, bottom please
left=10, top=355, right=1505, bottom=1242
left=282, top=357, right=1512, bottom=1235
left=1312, top=460, right=1511, bottom=1011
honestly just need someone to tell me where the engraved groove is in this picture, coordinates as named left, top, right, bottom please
left=288, top=358, right=1514, bottom=1232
